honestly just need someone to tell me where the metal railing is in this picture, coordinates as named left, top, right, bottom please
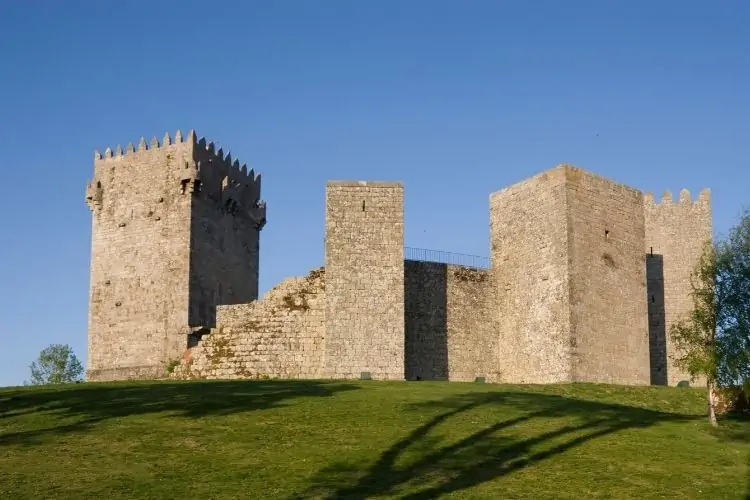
left=404, top=246, right=490, bottom=270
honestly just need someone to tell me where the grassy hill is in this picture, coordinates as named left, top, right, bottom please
left=0, top=379, right=748, bottom=499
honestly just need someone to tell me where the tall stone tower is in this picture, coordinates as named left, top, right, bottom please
left=85, top=130, right=266, bottom=381
left=324, top=181, right=405, bottom=380
left=644, top=189, right=712, bottom=386
left=490, top=165, right=651, bottom=385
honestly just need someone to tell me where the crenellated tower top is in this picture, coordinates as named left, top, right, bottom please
left=87, top=129, right=266, bottom=229
left=643, top=188, right=711, bottom=207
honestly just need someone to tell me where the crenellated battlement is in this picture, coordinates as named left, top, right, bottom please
left=89, top=128, right=265, bottom=226
left=643, top=188, right=711, bottom=206
left=93, top=129, right=259, bottom=183
left=191, top=134, right=265, bottom=228
left=95, top=129, right=191, bottom=162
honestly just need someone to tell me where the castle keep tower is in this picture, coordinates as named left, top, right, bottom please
left=324, top=181, right=405, bottom=380
left=490, top=165, right=651, bottom=385
left=85, top=130, right=266, bottom=381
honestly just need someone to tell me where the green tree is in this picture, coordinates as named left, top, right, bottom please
left=670, top=208, right=750, bottom=426
left=670, top=241, right=721, bottom=426
left=27, top=344, right=84, bottom=385
left=716, top=208, right=750, bottom=390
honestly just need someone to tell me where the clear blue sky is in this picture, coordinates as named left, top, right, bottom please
left=0, top=1, right=747, bottom=387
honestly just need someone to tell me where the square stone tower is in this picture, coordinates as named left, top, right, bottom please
left=324, top=181, right=405, bottom=380
left=644, top=188, right=712, bottom=386
left=490, top=165, right=651, bottom=385
left=85, top=130, right=266, bottom=381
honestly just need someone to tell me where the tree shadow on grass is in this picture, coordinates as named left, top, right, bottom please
left=0, top=379, right=358, bottom=446
left=293, top=390, right=700, bottom=499
left=713, top=413, right=750, bottom=443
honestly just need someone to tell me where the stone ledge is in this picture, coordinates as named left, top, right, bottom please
left=326, top=180, right=403, bottom=188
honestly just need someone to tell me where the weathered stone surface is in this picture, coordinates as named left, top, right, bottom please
left=491, top=167, right=572, bottom=383
left=404, top=262, right=498, bottom=382
left=324, top=182, right=405, bottom=380
left=566, top=167, right=650, bottom=385
left=85, top=134, right=711, bottom=388
left=85, top=131, right=264, bottom=381
left=645, top=188, right=712, bottom=386
left=172, top=268, right=325, bottom=380
left=488, top=165, right=707, bottom=385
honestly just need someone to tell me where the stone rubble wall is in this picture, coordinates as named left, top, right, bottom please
left=172, top=261, right=502, bottom=382
left=170, top=267, right=326, bottom=380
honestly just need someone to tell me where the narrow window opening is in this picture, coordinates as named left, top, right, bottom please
left=604, top=229, right=610, bottom=240
left=362, top=200, right=366, bottom=212
left=651, top=294, right=655, bottom=303
left=650, top=246, right=654, bottom=256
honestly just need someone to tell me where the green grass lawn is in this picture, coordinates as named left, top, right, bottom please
left=0, top=379, right=748, bottom=499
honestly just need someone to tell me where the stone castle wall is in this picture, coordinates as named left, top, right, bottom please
left=188, top=139, right=264, bottom=327
left=174, top=262, right=500, bottom=382
left=324, top=182, right=405, bottom=380
left=173, top=268, right=325, bottom=380
left=85, top=130, right=712, bottom=387
left=486, top=165, right=701, bottom=386
left=645, top=189, right=712, bottom=386
left=85, top=131, right=265, bottom=382
left=404, top=261, right=498, bottom=382
left=86, top=135, right=194, bottom=381
left=565, top=167, right=650, bottom=385
left=490, top=167, right=572, bottom=383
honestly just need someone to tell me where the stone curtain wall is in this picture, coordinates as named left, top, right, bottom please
left=490, top=167, right=573, bottom=384
left=404, top=261, right=498, bottom=382
left=644, top=189, right=712, bottom=386
left=85, top=133, right=195, bottom=381
left=565, top=167, right=650, bottom=385
left=325, top=182, right=405, bottom=380
left=85, top=141, right=714, bottom=387
left=172, top=268, right=326, bottom=380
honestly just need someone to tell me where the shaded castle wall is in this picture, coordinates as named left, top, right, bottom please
left=188, top=139, right=266, bottom=328
left=565, top=167, right=650, bottom=385
left=325, top=181, right=405, bottom=380
left=644, top=189, right=712, bottom=386
left=490, top=167, right=572, bottom=383
left=404, top=261, right=498, bottom=382
left=85, top=134, right=194, bottom=381
left=646, top=253, right=667, bottom=385
left=172, top=268, right=325, bottom=380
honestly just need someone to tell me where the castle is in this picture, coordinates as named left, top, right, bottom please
left=85, top=130, right=712, bottom=386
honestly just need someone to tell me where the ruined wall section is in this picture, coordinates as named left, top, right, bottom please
left=404, top=262, right=498, bottom=382
left=188, top=137, right=266, bottom=328
left=325, top=182, right=405, bottom=380
left=85, top=132, right=195, bottom=381
left=172, top=268, right=325, bottom=380
left=490, top=167, right=572, bottom=383
left=644, top=189, right=712, bottom=386
left=565, top=167, right=650, bottom=385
